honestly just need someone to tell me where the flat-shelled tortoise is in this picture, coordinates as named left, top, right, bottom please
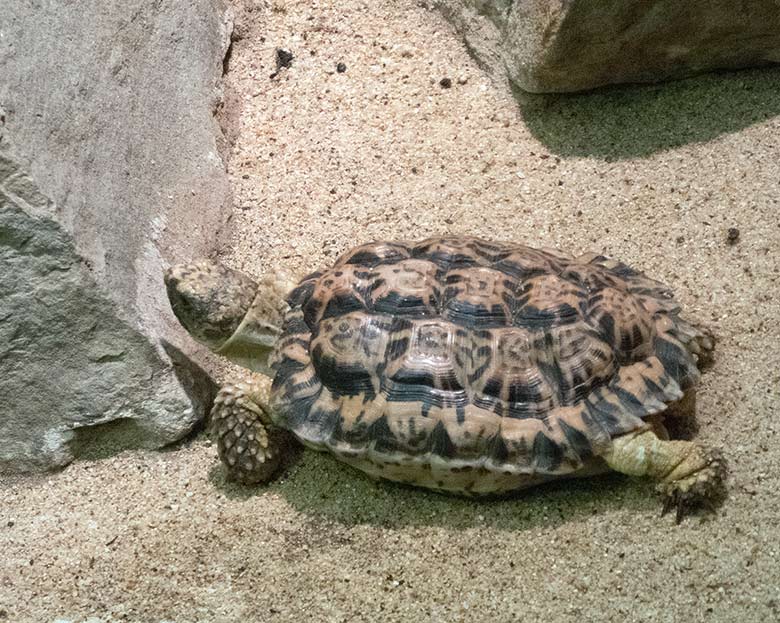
left=165, top=236, right=724, bottom=519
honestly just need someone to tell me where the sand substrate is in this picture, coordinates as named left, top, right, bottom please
left=2, top=1, right=780, bottom=621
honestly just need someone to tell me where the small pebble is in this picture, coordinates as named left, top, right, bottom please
left=726, top=227, right=740, bottom=245
left=336, top=62, right=347, bottom=73
left=439, top=77, right=452, bottom=89
left=742, top=484, right=758, bottom=496
left=275, top=48, right=294, bottom=70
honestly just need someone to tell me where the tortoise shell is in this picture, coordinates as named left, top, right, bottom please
left=268, top=237, right=707, bottom=493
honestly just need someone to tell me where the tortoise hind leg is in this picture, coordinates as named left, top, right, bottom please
left=602, top=429, right=726, bottom=522
left=211, top=378, right=287, bottom=484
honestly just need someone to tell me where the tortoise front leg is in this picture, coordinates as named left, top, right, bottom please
left=602, top=429, right=726, bottom=522
left=211, top=377, right=287, bottom=484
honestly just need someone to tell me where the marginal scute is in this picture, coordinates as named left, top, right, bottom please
left=270, top=236, right=708, bottom=492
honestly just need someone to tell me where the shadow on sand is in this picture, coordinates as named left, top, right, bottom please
left=209, top=449, right=668, bottom=532
left=207, top=389, right=723, bottom=531
left=514, top=66, right=780, bottom=160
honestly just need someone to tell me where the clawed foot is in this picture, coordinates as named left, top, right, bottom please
left=211, top=383, right=287, bottom=485
left=657, top=447, right=726, bottom=523
left=693, top=329, right=716, bottom=370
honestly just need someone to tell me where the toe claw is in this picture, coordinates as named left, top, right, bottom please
left=661, top=495, right=675, bottom=517
left=675, top=499, right=685, bottom=524
left=657, top=445, right=726, bottom=523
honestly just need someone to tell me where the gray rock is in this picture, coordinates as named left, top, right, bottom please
left=0, top=0, right=233, bottom=472
left=0, top=153, right=198, bottom=470
left=437, top=0, right=780, bottom=92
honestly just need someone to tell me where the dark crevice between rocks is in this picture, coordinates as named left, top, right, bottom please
left=433, top=1, right=506, bottom=81
left=222, top=31, right=237, bottom=76
left=154, top=342, right=224, bottom=454
left=68, top=419, right=208, bottom=464
left=67, top=341, right=219, bottom=463
left=214, top=10, right=241, bottom=146
left=464, top=0, right=514, bottom=30
left=67, top=418, right=155, bottom=461
left=160, top=339, right=219, bottom=428
left=91, top=351, right=126, bottom=364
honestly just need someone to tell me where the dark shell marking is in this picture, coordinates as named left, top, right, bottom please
left=269, top=237, right=707, bottom=494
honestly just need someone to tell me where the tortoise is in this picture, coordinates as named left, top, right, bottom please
left=165, top=236, right=724, bottom=519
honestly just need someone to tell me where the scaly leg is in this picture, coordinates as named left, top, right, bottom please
left=210, top=376, right=288, bottom=484
left=602, top=429, right=726, bottom=522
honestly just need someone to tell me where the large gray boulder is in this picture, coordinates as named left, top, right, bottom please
left=0, top=153, right=202, bottom=470
left=438, top=0, right=780, bottom=92
left=0, top=0, right=233, bottom=472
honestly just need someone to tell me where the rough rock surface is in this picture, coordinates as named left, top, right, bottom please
left=0, top=153, right=198, bottom=470
left=0, top=0, right=233, bottom=472
left=437, top=0, right=780, bottom=92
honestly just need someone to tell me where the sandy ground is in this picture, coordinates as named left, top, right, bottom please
left=3, top=1, right=780, bottom=621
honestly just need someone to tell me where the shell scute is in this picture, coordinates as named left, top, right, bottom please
left=586, top=286, right=656, bottom=363
left=442, top=266, right=515, bottom=327
left=367, top=259, right=440, bottom=317
left=335, top=241, right=412, bottom=267
left=514, top=273, right=586, bottom=327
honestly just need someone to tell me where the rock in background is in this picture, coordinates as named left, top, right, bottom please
left=437, top=0, right=780, bottom=92
left=0, top=0, right=233, bottom=472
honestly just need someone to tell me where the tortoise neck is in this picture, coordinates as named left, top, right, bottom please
left=214, top=269, right=299, bottom=376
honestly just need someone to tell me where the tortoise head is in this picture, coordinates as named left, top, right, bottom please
left=165, top=260, right=292, bottom=375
